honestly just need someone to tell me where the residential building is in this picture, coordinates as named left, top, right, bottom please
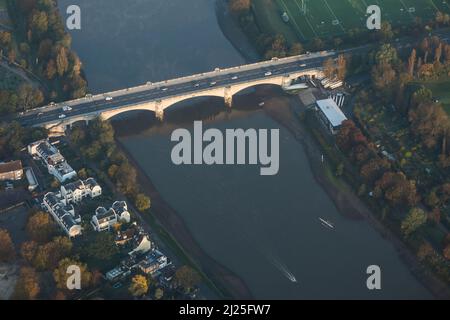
left=138, top=250, right=169, bottom=275
left=60, top=177, right=102, bottom=204
left=91, top=206, right=118, bottom=232
left=0, top=160, right=23, bottom=181
left=129, top=233, right=152, bottom=256
left=28, top=140, right=76, bottom=182
left=43, top=192, right=82, bottom=237
left=315, top=98, right=348, bottom=135
left=91, top=201, right=131, bottom=232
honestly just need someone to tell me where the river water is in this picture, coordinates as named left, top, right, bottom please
left=59, top=0, right=432, bottom=299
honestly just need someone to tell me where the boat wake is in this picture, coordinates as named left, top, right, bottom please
left=267, top=253, right=298, bottom=283
left=319, top=217, right=335, bottom=229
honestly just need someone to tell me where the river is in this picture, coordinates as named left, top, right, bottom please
left=59, top=0, right=432, bottom=299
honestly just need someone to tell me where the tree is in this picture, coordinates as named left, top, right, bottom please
left=21, top=241, right=39, bottom=263
left=33, top=236, right=72, bottom=270
left=229, top=0, right=251, bottom=13
left=17, top=84, right=44, bottom=111
left=322, top=58, right=335, bottom=79
left=444, top=244, right=450, bottom=260
left=81, top=232, right=119, bottom=261
left=53, top=258, right=92, bottom=290
left=115, top=162, right=137, bottom=195
left=129, top=275, right=148, bottom=297
left=55, top=45, right=69, bottom=76
left=336, top=54, right=347, bottom=80
left=0, top=228, right=15, bottom=262
left=289, top=43, right=303, bottom=56
left=154, top=287, right=164, bottom=300
left=26, top=211, right=58, bottom=243
left=13, top=267, right=40, bottom=300
left=374, top=172, right=419, bottom=207
left=401, top=207, right=427, bottom=237
left=135, top=193, right=151, bottom=212
left=174, top=266, right=201, bottom=292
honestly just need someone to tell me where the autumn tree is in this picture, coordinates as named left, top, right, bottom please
left=129, top=275, right=148, bottom=297
left=33, top=236, right=72, bottom=270
left=53, top=258, right=92, bottom=290
left=374, top=172, right=419, bottom=207
left=174, top=265, right=201, bottom=292
left=401, top=207, right=427, bottom=237
left=0, top=228, right=15, bottom=262
left=229, top=0, right=251, bottom=13
left=26, top=211, right=58, bottom=243
left=135, top=193, right=151, bottom=212
left=13, top=267, right=40, bottom=300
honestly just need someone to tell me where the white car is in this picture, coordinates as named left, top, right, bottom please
left=58, top=114, right=66, bottom=119
left=105, top=96, right=113, bottom=101
left=231, top=76, right=238, bottom=80
left=210, top=81, right=217, bottom=86
left=194, top=83, right=200, bottom=87
left=162, top=87, right=168, bottom=91
left=300, top=63, right=307, bottom=67
left=62, top=105, right=72, bottom=111
left=264, top=71, right=272, bottom=76
left=38, top=112, right=44, bottom=116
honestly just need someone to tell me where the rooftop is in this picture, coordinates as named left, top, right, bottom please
left=0, top=160, right=23, bottom=174
left=316, top=98, right=347, bottom=127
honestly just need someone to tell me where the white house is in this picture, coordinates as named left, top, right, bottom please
left=43, top=192, right=82, bottom=238
left=28, top=140, right=76, bottom=182
left=60, top=177, right=102, bottom=204
left=91, top=206, right=118, bottom=232
left=315, top=98, right=348, bottom=135
left=91, top=201, right=132, bottom=232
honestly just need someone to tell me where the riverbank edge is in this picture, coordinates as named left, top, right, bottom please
left=215, top=0, right=260, bottom=63
left=262, top=97, right=450, bottom=299
left=115, top=139, right=253, bottom=300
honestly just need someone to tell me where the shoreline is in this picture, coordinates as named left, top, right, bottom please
left=115, top=139, right=253, bottom=300
left=262, top=96, right=450, bottom=300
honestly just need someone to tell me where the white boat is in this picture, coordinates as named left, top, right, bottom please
left=319, top=217, right=334, bottom=229
left=258, top=101, right=265, bottom=107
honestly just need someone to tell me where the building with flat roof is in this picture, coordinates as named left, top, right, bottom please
left=315, top=98, right=348, bottom=135
left=0, top=160, right=23, bottom=181
left=28, top=140, right=76, bottom=182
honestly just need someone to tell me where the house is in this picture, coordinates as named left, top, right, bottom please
left=315, top=98, right=348, bottom=135
left=138, top=250, right=169, bottom=275
left=28, top=140, right=76, bottom=182
left=111, top=201, right=131, bottom=223
left=129, top=233, right=152, bottom=256
left=0, top=160, right=23, bottom=181
left=60, top=177, right=102, bottom=204
left=115, top=227, right=137, bottom=246
left=91, top=207, right=118, bottom=232
left=91, top=201, right=131, bottom=232
left=43, top=192, right=82, bottom=237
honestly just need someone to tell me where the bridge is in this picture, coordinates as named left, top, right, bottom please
left=16, top=50, right=337, bottom=133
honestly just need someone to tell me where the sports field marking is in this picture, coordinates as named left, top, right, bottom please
left=278, top=0, right=308, bottom=39
left=398, top=0, right=416, bottom=21
left=292, top=0, right=319, bottom=38
left=428, top=0, right=440, bottom=11
left=322, top=0, right=346, bottom=33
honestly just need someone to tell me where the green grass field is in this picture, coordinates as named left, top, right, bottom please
left=256, top=0, right=450, bottom=41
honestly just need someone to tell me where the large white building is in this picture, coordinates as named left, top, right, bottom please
left=91, top=201, right=131, bottom=232
left=315, top=98, right=348, bottom=135
left=28, top=140, right=77, bottom=182
left=42, top=192, right=82, bottom=238
left=60, top=178, right=102, bottom=204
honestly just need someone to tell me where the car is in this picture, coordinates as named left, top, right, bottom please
left=300, top=63, right=307, bottom=67
left=264, top=71, right=272, bottom=76
left=37, top=112, right=44, bottom=116
left=62, top=105, right=72, bottom=111
left=210, top=81, right=217, bottom=86
left=58, top=114, right=66, bottom=119
left=19, top=112, right=24, bottom=115
left=49, top=102, right=56, bottom=106
left=105, top=96, right=113, bottom=101
left=194, top=83, right=200, bottom=87
left=162, top=87, right=168, bottom=91
left=231, top=76, right=238, bottom=80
